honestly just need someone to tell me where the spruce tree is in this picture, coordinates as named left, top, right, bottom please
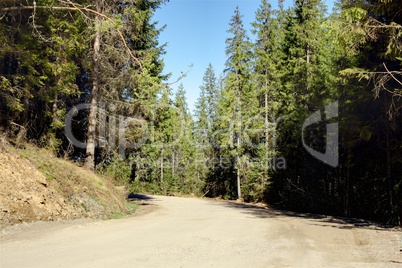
left=173, top=84, right=199, bottom=193
left=218, top=6, right=256, bottom=199
left=251, top=0, right=283, bottom=193
left=269, top=0, right=335, bottom=209
left=194, top=63, right=220, bottom=186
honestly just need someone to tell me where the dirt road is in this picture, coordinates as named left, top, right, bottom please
left=1, top=195, right=401, bottom=267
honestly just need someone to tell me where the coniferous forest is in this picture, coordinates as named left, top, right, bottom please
left=0, top=1, right=401, bottom=225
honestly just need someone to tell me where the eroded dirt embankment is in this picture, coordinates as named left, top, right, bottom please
left=0, top=142, right=129, bottom=229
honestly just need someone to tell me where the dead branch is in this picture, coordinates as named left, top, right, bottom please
left=0, top=5, right=143, bottom=70
left=339, top=21, right=402, bottom=29
left=30, top=1, right=52, bottom=42
left=383, top=62, right=402, bottom=87
left=166, top=64, right=193, bottom=86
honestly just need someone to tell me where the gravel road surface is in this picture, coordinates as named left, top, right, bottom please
left=1, top=195, right=401, bottom=267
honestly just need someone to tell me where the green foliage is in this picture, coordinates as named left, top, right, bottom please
left=0, top=76, right=24, bottom=112
left=101, top=156, right=132, bottom=186
left=132, top=81, right=201, bottom=195
left=0, top=0, right=400, bottom=226
left=213, top=6, right=257, bottom=199
left=194, top=64, right=220, bottom=188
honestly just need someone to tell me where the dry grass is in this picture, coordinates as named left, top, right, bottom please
left=7, top=143, right=131, bottom=221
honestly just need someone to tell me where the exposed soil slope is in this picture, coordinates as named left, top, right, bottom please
left=0, top=141, right=129, bottom=229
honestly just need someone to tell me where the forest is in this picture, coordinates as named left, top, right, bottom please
left=0, top=0, right=401, bottom=226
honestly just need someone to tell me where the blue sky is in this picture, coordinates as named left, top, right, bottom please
left=153, top=0, right=335, bottom=113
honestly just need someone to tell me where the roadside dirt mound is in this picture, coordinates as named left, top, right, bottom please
left=0, top=142, right=129, bottom=229
left=0, top=147, right=78, bottom=227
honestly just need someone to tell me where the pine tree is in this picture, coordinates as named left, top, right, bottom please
left=251, top=0, right=284, bottom=194
left=217, top=6, right=256, bottom=199
left=194, top=63, right=220, bottom=187
left=194, top=73, right=211, bottom=184
left=173, top=84, right=200, bottom=193
left=335, top=0, right=402, bottom=224
left=0, top=0, right=88, bottom=150
left=85, top=0, right=168, bottom=170
left=269, top=0, right=337, bottom=209
left=0, top=1, right=168, bottom=172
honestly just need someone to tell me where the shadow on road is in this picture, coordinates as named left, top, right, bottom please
left=127, top=193, right=158, bottom=201
left=219, top=201, right=400, bottom=231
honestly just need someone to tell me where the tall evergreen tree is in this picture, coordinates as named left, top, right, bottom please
left=217, top=6, right=257, bottom=199
left=0, top=0, right=88, bottom=150
left=251, top=0, right=284, bottom=194
left=194, top=69, right=212, bottom=184
left=269, top=0, right=338, bottom=210
left=172, top=84, right=199, bottom=193
left=85, top=0, right=168, bottom=170
left=194, top=64, right=220, bottom=187
left=0, top=0, right=168, bottom=170
left=334, top=0, right=402, bottom=224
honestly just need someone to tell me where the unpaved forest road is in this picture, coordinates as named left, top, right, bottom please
left=1, top=196, right=401, bottom=267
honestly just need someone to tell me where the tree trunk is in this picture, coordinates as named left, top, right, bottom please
left=385, top=97, right=394, bottom=222
left=344, top=152, right=351, bottom=217
left=85, top=2, right=100, bottom=171
left=49, top=91, right=58, bottom=147
left=161, top=147, right=165, bottom=194
left=306, top=44, right=310, bottom=93
left=171, top=152, right=175, bottom=178
left=236, top=75, right=242, bottom=200
left=160, top=147, right=164, bottom=182
left=236, top=154, right=241, bottom=199
left=306, top=44, right=310, bottom=64
left=264, top=89, right=269, bottom=186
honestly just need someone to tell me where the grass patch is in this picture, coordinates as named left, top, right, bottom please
left=106, top=202, right=139, bottom=220
left=128, top=203, right=139, bottom=213
left=109, top=212, right=125, bottom=220
left=80, top=203, right=90, bottom=212
left=38, top=162, right=58, bottom=180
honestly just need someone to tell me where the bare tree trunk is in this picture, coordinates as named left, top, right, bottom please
left=236, top=76, right=242, bottom=200
left=264, top=89, right=269, bottom=187
left=385, top=98, right=394, bottom=221
left=49, top=91, right=58, bottom=146
left=306, top=44, right=310, bottom=93
left=171, top=152, right=175, bottom=178
left=236, top=147, right=241, bottom=199
left=344, top=151, right=351, bottom=217
left=160, top=147, right=164, bottom=182
left=85, top=2, right=100, bottom=171
left=161, top=147, right=165, bottom=194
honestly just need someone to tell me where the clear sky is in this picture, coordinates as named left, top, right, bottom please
left=153, top=0, right=335, bottom=113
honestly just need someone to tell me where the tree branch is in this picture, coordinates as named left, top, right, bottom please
left=166, top=64, right=193, bottom=87
left=383, top=62, right=402, bottom=87
left=0, top=5, right=143, bottom=70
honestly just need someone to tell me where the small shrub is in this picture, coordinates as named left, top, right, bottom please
left=100, top=155, right=131, bottom=185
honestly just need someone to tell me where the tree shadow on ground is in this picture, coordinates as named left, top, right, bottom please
left=127, top=193, right=158, bottom=201
left=218, top=201, right=400, bottom=231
